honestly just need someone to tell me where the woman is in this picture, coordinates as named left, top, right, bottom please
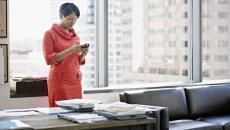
left=42, top=3, right=88, bottom=107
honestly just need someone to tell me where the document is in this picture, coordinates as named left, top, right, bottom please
left=56, top=98, right=102, bottom=112
left=3, top=108, right=38, bottom=112
left=0, top=111, right=39, bottom=117
left=58, top=113, right=108, bottom=123
left=0, top=120, right=33, bottom=130
left=94, top=102, right=148, bottom=120
left=36, top=107, right=74, bottom=115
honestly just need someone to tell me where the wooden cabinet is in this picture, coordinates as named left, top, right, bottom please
left=0, top=0, right=7, bottom=38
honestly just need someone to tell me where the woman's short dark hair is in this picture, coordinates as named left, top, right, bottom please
left=59, top=3, right=80, bottom=18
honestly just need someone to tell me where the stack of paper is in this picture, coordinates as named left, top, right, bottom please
left=36, top=107, right=74, bottom=115
left=58, top=113, right=108, bottom=123
left=12, top=76, right=47, bottom=82
left=94, top=102, right=148, bottom=120
left=56, top=99, right=102, bottom=112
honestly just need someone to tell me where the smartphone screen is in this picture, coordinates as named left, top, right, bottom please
left=81, top=44, right=89, bottom=48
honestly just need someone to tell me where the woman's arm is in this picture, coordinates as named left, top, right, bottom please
left=43, top=31, right=58, bottom=65
left=55, top=44, right=82, bottom=63
left=43, top=31, right=82, bottom=64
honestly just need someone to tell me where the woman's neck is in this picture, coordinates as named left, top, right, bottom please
left=58, top=23, right=69, bottom=32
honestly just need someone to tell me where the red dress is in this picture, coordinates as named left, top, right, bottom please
left=42, top=24, right=85, bottom=107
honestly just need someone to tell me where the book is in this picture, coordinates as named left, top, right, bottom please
left=0, top=120, right=33, bottom=130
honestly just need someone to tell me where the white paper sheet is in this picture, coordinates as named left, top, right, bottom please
left=36, top=107, right=73, bottom=115
left=0, top=111, right=39, bottom=117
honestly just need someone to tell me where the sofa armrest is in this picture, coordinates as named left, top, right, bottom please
left=120, top=92, right=169, bottom=130
left=136, top=104, right=169, bottom=130
left=120, top=92, right=127, bottom=102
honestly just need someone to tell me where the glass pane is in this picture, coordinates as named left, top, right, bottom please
left=202, top=0, right=230, bottom=80
left=9, top=0, right=96, bottom=88
left=108, top=0, right=190, bottom=85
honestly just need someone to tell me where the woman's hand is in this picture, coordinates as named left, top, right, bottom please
left=56, top=43, right=81, bottom=63
left=79, top=47, right=89, bottom=64
left=69, top=44, right=82, bottom=54
left=81, top=47, right=89, bottom=56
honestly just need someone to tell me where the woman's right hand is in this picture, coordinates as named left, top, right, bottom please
left=69, top=44, right=82, bottom=54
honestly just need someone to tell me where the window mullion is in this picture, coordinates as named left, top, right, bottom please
left=96, top=0, right=108, bottom=87
left=190, top=0, right=202, bottom=83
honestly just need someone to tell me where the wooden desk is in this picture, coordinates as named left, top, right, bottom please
left=1, top=113, right=155, bottom=130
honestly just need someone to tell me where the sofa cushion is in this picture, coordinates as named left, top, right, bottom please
left=185, top=85, right=230, bottom=117
left=169, top=119, right=222, bottom=130
left=198, top=115, right=230, bottom=130
left=124, top=87, right=188, bottom=120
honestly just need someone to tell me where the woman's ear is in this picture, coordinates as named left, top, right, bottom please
left=59, top=13, right=64, bottom=19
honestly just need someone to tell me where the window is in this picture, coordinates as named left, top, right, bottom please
left=9, top=0, right=230, bottom=94
left=217, top=12, right=229, bottom=19
left=217, top=26, right=229, bottom=33
left=202, top=0, right=230, bottom=80
left=10, top=0, right=97, bottom=88
left=108, top=0, right=190, bottom=85
left=184, top=12, right=188, bottom=18
left=217, top=0, right=228, bottom=4
left=184, top=0, right=188, bottom=4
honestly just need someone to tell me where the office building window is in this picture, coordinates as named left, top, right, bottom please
left=108, top=0, right=190, bottom=85
left=10, top=0, right=97, bottom=88
left=202, top=0, right=230, bottom=80
left=217, top=0, right=228, bottom=4
left=184, top=0, right=188, bottom=4
left=217, top=12, right=229, bottom=19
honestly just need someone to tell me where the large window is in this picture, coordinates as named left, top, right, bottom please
left=9, top=0, right=230, bottom=92
left=9, top=0, right=97, bottom=88
left=108, top=0, right=190, bottom=85
left=202, top=0, right=230, bottom=80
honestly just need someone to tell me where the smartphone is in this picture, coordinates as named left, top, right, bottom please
left=81, top=44, right=90, bottom=49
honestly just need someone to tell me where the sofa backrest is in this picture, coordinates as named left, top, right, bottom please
left=123, top=87, right=189, bottom=120
left=185, top=85, right=230, bottom=117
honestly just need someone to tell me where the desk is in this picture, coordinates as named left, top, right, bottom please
left=1, top=113, right=155, bottom=130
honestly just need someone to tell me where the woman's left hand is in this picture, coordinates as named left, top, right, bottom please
left=81, top=48, right=89, bottom=56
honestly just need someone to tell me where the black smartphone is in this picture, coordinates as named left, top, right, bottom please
left=81, top=44, right=90, bottom=48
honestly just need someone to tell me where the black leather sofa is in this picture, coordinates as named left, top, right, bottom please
left=120, top=85, right=230, bottom=130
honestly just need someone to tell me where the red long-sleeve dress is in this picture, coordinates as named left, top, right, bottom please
left=42, top=24, right=85, bottom=107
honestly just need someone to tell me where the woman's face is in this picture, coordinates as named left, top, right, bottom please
left=61, top=12, right=78, bottom=29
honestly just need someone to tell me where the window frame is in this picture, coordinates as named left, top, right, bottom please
left=96, top=0, right=108, bottom=87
